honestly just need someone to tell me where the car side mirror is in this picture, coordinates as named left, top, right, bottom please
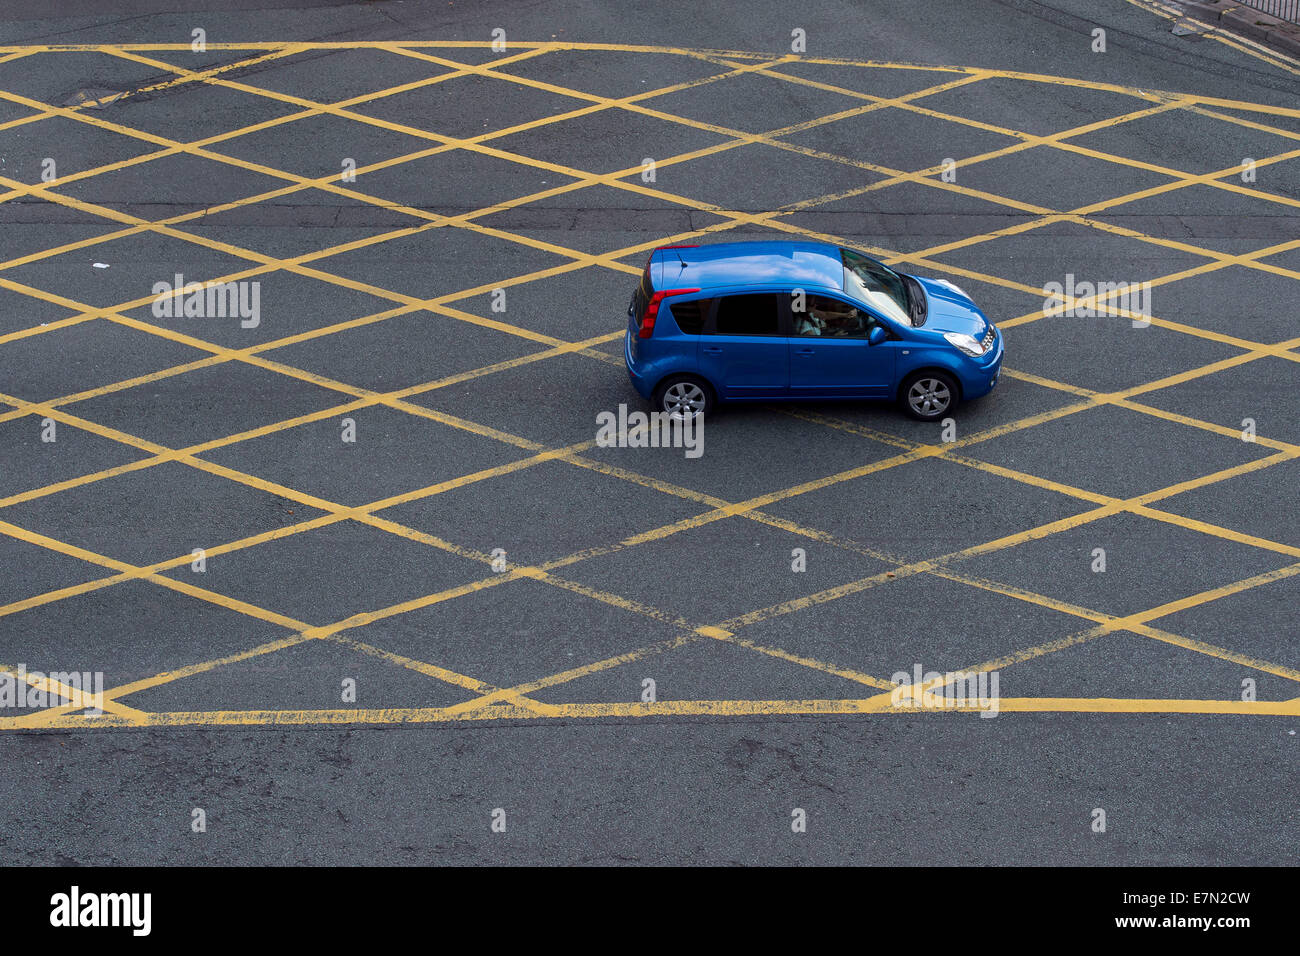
left=868, top=325, right=888, bottom=346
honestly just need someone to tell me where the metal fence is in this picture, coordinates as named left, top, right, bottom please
left=1234, top=0, right=1299, bottom=26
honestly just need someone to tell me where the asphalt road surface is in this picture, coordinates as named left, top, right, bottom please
left=0, top=0, right=1297, bottom=865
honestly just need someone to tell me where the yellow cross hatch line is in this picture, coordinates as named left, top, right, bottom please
left=0, top=42, right=1297, bottom=727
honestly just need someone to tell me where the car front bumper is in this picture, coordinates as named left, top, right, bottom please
left=959, top=328, right=1004, bottom=401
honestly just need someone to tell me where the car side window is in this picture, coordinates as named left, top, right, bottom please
left=792, top=294, right=876, bottom=338
left=710, top=293, right=781, bottom=336
left=669, top=297, right=713, bottom=335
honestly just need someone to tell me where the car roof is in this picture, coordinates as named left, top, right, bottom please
left=653, top=240, right=846, bottom=293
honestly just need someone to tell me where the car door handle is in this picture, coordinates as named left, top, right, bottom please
left=702, top=347, right=723, bottom=354
left=794, top=348, right=815, bottom=355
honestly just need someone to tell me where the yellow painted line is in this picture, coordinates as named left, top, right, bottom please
left=1131, top=620, right=1300, bottom=684
left=53, top=568, right=553, bottom=722
left=319, top=633, right=505, bottom=695
left=1, top=40, right=1298, bottom=110
left=0, top=571, right=137, bottom=620
left=526, top=571, right=700, bottom=631
left=0, top=54, right=850, bottom=362
left=1119, top=395, right=1300, bottom=452
left=748, top=498, right=1300, bottom=687
left=1064, top=143, right=1300, bottom=214
left=10, top=317, right=1289, bottom=712
left=11, top=42, right=1270, bottom=355
left=720, top=504, right=1116, bottom=630
left=84, top=47, right=811, bottom=255
left=3, top=43, right=1299, bottom=728
left=914, top=562, right=1300, bottom=707
left=992, top=697, right=1300, bottom=715
left=2, top=123, right=640, bottom=300
left=2, top=49, right=1289, bottom=452
left=8, top=693, right=1297, bottom=729
left=0, top=664, right=144, bottom=722
left=0, top=361, right=1279, bottom=723
left=517, top=570, right=900, bottom=693
left=475, top=634, right=701, bottom=706
left=0, top=43, right=556, bottom=210
left=555, top=425, right=1300, bottom=694
left=13, top=632, right=317, bottom=728
left=1119, top=0, right=1300, bottom=76
left=708, top=631, right=898, bottom=691
left=1188, top=103, right=1300, bottom=143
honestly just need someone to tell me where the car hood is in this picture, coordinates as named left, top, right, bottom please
left=911, top=275, right=990, bottom=338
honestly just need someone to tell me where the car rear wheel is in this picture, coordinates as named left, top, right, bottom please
left=900, top=371, right=958, bottom=421
left=653, top=375, right=713, bottom=421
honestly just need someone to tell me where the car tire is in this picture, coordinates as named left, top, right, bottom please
left=899, top=370, right=958, bottom=421
left=653, top=374, right=713, bottom=422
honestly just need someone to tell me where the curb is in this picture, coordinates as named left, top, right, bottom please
left=1177, top=0, right=1300, bottom=59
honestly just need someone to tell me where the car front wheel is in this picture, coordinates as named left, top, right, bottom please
left=900, top=371, right=958, bottom=421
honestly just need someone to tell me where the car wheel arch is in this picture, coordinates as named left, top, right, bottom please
left=653, top=370, right=719, bottom=403
left=897, top=366, right=963, bottom=404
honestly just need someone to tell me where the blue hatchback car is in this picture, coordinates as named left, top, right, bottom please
left=624, top=240, right=1003, bottom=421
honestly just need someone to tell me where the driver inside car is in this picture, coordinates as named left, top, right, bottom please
left=798, top=298, right=871, bottom=337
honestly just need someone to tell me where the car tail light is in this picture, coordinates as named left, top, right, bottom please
left=638, top=288, right=699, bottom=338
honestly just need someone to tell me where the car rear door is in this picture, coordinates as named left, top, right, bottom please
left=697, top=291, right=789, bottom=398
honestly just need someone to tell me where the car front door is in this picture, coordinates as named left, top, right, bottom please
left=788, top=292, right=896, bottom=396
left=697, top=291, right=789, bottom=397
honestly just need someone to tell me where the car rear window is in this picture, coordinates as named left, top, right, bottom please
left=630, top=267, right=653, bottom=323
left=711, top=293, right=780, bottom=336
left=668, top=297, right=713, bottom=334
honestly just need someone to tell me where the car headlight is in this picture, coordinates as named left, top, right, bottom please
left=943, top=331, right=986, bottom=357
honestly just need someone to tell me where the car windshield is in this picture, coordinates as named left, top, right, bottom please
left=840, top=248, right=912, bottom=326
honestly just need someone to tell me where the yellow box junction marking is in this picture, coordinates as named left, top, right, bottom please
left=0, top=42, right=1297, bottom=727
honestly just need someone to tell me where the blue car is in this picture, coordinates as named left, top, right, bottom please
left=624, top=240, right=1003, bottom=422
